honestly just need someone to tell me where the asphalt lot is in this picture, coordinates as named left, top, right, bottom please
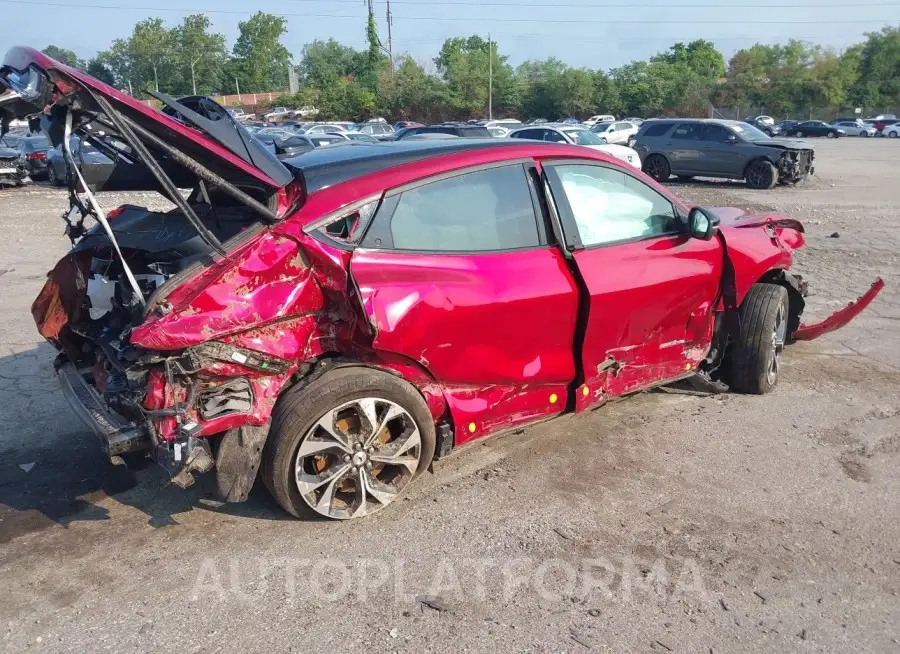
left=1, top=138, right=898, bottom=653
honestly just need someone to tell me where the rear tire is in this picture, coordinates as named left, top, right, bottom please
left=730, top=284, right=789, bottom=395
left=47, top=166, right=62, bottom=187
left=745, top=159, right=778, bottom=190
left=889, top=131, right=898, bottom=139
left=261, top=367, right=436, bottom=520
left=795, top=131, right=804, bottom=137
left=643, top=154, right=671, bottom=182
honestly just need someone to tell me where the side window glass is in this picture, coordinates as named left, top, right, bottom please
left=389, top=166, right=539, bottom=252
left=544, top=130, right=567, bottom=143
left=704, top=125, right=731, bottom=142
left=671, top=124, right=702, bottom=140
left=550, top=164, right=679, bottom=247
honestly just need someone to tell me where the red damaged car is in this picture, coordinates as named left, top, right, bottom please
left=0, top=49, right=884, bottom=520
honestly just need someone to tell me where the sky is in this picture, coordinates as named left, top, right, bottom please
left=1, top=0, right=897, bottom=72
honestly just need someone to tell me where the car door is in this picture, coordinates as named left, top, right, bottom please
left=542, top=160, right=722, bottom=409
left=667, top=123, right=706, bottom=174
left=701, top=123, right=746, bottom=177
left=349, top=162, right=580, bottom=445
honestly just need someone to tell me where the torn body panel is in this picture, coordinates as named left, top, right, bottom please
left=793, top=277, right=885, bottom=341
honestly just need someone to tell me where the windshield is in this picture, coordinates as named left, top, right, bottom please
left=729, top=123, right=770, bottom=140
left=564, top=129, right=606, bottom=145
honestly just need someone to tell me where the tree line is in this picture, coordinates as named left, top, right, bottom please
left=43, top=13, right=900, bottom=121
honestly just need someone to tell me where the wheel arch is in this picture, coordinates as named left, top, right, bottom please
left=742, top=155, right=777, bottom=179
left=754, top=268, right=806, bottom=333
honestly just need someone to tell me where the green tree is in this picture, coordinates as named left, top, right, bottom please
left=230, top=12, right=292, bottom=93
left=172, top=14, right=228, bottom=96
left=129, top=17, right=176, bottom=93
left=42, top=45, right=84, bottom=69
left=849, top=27, right=900, bottom=110
left=86, top=57, right=116, bottom=86
left=651, top=39, right=725, bottom=80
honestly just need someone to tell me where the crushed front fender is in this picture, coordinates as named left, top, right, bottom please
left=793, top=277, right=884, bottom=341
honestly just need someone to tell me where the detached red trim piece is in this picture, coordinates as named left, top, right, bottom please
left=793, top=277, right=885, bottom=341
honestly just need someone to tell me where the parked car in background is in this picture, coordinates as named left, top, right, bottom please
left=832, top=120, right=877, bottom=137
left=583, top=114, right=616, bottom=126
left=0, top=137, right=28, bottom=186
left=262, top=106, right=295, bottom=121
left=481, top=119, right=524, bottom=132
left=351, top=122, right=395, bottom=139
left=782, top=121, right=844, bottom=138
left=508, top=125, right=641, bottom=169
left=881, top=121, right=900, bottom=138
left=633, top=118, right=814, bottom=189
left=15, top=134, right=52, bottom=179
left=343, top=132, right=380, bottom=143
left=775, top=120, right=799, bottom=134
left=744, top=116, right=781, bottom=136
left=302, top=123, right=348, bottom=134
left=227, top=108, right=255, bottom=122
left=590, top=120, right=639, bottom=145
left=525, top=118, right=549, bottom=124
left=255, top=132, right=348, bottom=159
left=623, top=117, right=644, bottom=126
left=393, top=121, right=423, bottom=130
left=488, top=126, right=511, bottom=137
left=46, top=136, right=114, bottom=187
left=394, top=124, right=493, bottom=140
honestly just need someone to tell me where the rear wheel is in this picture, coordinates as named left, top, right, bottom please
left=861, top=131, right=869, bottom=137
left=730, top=284, right=789, bottom=395
left=889, top=130, right=898, bottom=139
left=643, top=154, right=671, bottom=182
left=47, top=166, right=61, bottom=186
left=261, top=367, right=436, bottom=520
left=745, top=159, right=778, bottom=190
left=795, top=131, right=804, bottom=137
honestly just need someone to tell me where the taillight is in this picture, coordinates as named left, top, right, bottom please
left=27, top=152, right=46, bottom=160
left=107, top=206, right=125, bottom=220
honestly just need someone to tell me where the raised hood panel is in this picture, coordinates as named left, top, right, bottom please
left=0, top=47, right=292, bottom=191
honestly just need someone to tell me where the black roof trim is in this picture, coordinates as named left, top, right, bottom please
left=282, top=139, right=553, bottom=194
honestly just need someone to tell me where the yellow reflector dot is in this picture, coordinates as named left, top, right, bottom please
left=468, top=422, right=476, bottom=433
left=685, top=363, right=693, bottom=370
left=582, top=386, right=590, bottom=396
left=549, top=393, right=558, bottom=404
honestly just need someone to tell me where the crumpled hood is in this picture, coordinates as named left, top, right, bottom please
left=751, top=137, right=812, bottom=151
left=708, top=206, right=805, bottom=251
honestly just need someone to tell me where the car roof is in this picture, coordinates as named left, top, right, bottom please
left=282, top=139, right=577, bottom=194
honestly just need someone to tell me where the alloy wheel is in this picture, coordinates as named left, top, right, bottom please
left=796, top=131, right=804, bottom=137
left=294, top=397, right=422, bottom=519
left=766, top=302, right=788, bottom=386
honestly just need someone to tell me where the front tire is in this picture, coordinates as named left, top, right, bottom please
left=889, top=131, right=898, bottom=138
left=643, top=154, right=671, bottom=182
left=795, top=131, right=804, bottom=137
left=47, top=166, right=62, bottom=187
left=261, top=367, right=436, bottom=520
left=730, top=284, right=789, bottom=395
left=826, top=131, right=836, bottom=138
left=745, top=159, right=778, bottom=189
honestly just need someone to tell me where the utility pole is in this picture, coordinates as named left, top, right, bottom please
left=386, top=0, right=394, bottom=77
left=488, top=33, right=493, bottom=119
left=235, top=77, right=241, bottom=103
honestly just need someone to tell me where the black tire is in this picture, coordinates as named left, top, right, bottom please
left=795, top=131, right=804, bottom=137
left=643, top=154, right=671, bottom=182
left=889, top=131, right=898, bottom=139
left=745, top=159, right=778, bottom=190
left=261, top=367, right=436, bottom=519
left=47, top=165, right=62, bottom=186
left=861, top=131, right=869, bottom=137
left=826, top=131, right=836, bottom=138
left=730, top=283, right=789, bottom=395
left=677, top=175, right=694, bottom=182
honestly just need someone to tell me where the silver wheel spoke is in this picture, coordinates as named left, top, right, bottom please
left=314, top=464, right=352, bottom=513
left=370, top=427, right=421, bottom=473
left=296, top=462, right=351, bottom=496
left=364, top=403, right=404, bottom=447
left=303, top=414, right=353, bottom=455
left=363, top=469, right=399, bottom=505
left=352, top=469, right=368, bottom=517
left=354, top=398, right=380, bottom=439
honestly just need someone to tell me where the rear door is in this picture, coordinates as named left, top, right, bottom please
left=542, top=160, right=722, bottom=409
left=666, top=123, right=706, bottom=175
left=349, top=162, right=580, bottom=444
left=701, top=123, right=746, bottom=177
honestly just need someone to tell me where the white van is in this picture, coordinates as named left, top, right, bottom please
left=583, top=114, right=616, bottom=126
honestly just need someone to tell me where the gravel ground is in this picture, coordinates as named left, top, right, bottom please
left=1, top=138, right=898, bottom=653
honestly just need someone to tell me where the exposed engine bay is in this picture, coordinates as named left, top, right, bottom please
left=776, top=148, right=814, bottom=184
